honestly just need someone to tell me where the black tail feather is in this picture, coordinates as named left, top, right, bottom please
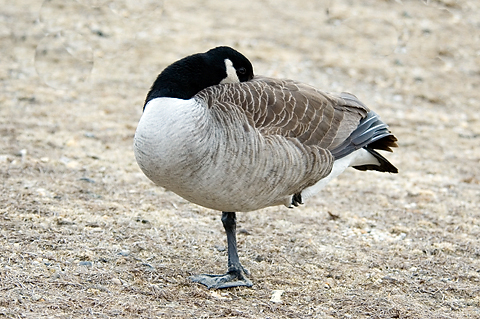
left=353, top=146, right=398, bottom=173
left=330, top=111, right=398, bottom=160
left=367, top=134, right=398, bottom=153
left=329, top=111, right=398, bottom=173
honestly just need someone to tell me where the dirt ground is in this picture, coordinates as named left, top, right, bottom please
left=1, top=0, right=480, bottom=318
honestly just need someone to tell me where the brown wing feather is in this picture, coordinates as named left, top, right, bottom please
left=196, top=76, right=370, bottom=151
left=193, top=77, right=379, bottom=200
left=240, top=76, right=369, bottom=150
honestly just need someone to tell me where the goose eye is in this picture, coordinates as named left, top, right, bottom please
left=237, top=67, right=247, bottom=75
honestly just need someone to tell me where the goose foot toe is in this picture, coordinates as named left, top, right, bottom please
left=190, top=269, right=252, bottom=289
left=291, top=193, right=303, bottom=207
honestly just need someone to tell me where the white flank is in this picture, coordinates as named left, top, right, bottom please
left=300, top=148, right=380, bottom=201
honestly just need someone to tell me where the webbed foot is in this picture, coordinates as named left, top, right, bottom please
left=192, top=212, right=254, bottom=289
left=190, top=268, right=252, bottom=289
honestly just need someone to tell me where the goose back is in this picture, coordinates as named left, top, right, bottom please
left=196, top=76, right=370, bottom=154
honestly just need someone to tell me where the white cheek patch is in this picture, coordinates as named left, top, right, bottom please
left=220, top=58, right=240, bottom=84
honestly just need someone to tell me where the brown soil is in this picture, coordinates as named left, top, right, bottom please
left=1, top=0, right=480, bottom=318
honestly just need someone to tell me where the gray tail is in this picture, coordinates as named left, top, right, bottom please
left=330, top=111, right=398, bottom=173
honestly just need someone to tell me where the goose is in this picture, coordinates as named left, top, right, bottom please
left=133, top=46, right=398, bottom=289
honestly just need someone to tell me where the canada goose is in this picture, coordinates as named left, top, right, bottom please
left=134, top=46, right=398, bottom=289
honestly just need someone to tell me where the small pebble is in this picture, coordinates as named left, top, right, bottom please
left=141, top=263, right=155, bottom=269
left=270, top=290, right=284, bottom=303
left=18, top=149, right=27, bottom=157
left=79, top=177, right=95, bottom=183
left=112, top=278, right=122, bottom=285
left=255, top=255, right=265, bottom=262
left=79, top=261, right=93, bottom=267
left=215, top=245, right=226, bottom=252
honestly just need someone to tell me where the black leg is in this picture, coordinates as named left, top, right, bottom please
left=190, top=212, right=252, bottom=289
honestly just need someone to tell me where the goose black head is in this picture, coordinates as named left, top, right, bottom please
left=144, top=46, right=254, bottom=107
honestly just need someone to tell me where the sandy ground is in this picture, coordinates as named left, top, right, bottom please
left=1, top=0, right=480, bottom=318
